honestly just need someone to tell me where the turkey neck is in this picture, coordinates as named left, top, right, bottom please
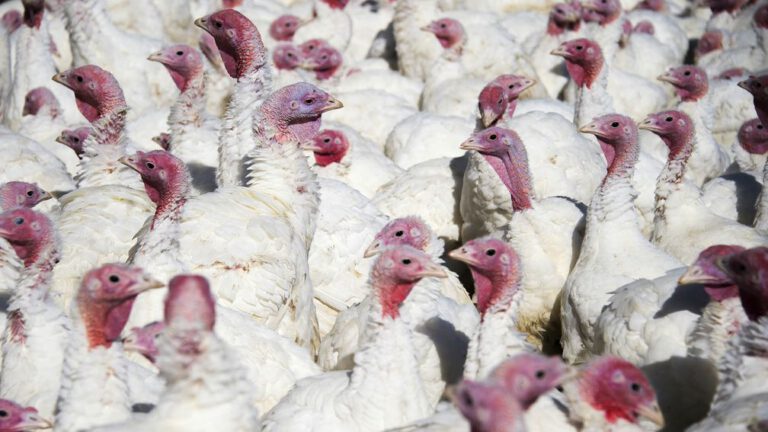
left=216, top=55, right=273, bottom=188
left=76, top=108, right=139, bottom=188
left=711, top=316, right=768, bottom=406
left=652, top=126, right=694, bottom=230
left=586, top=15, right=623, bottom=64
left=755, top=160, right=768, bottom=233
left=687, top=296, right=746, bottom=365
left=167, top=73, right=207, bottom=150
left=63, top=0, right=122, bottom=65
left=572, top=56, right=613, bottom=128
left=588, top=132, right=639, bottom=224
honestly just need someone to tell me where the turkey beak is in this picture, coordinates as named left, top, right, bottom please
left=17, top=411, right=52, bottom=430
left=638, top=118, right=660, bottom=132
left=38, top=190, right=53, bottom=203
left=480, top=111, right=498, bottom=128
left=194, top=16, right=209, bottom=31
left=448, top=247, right=479, bottom=267
left=550, top=45, right=569, bottom=57
left=419, top=261, right=447, bottom=279
left=419, top=24, right=435, bottom=33
left=122, top=332, right=142, bottom=353
left=657, top=71, right=678, bottom=85
left=55, top=134, right=67, bottom=145
left=298, top=58, right=319, bottom=70
left=51, top=72, right=70, bottom=88
left=460, top=137, right=482, bottom=152
left=636, top=402, right=665, bottom=428
left=131, top=274, right=165, bottom=295
left=363, top=240, right=382, bottom=258
left=578, top=123, right=601, bottom=136
left=678, top=264, right=718, bottom=285
left=737, top=79, right=751, bottom=91
left=300, top=141, right=323, bottom=152
left=320, top=98, right=343, bottom=113
left=519, top=78, right=537, bottom=93
left=147, top=51, right=165, bottom=63
left=118, top=155, right=140, bottom=172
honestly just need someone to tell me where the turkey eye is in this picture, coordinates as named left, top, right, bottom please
left=73, top=137, right=79, bottom=142
left=395, top=230, right=404, bottom=237
left=76, top=75, right=83, bottom=82
left=730, top=261, right=747, bottom=273
left=323, top=138, right=331, bottom=143
left=27, top=190, right=34, bottom=196
left=13, top=217, right=23, bottom=225
left=462, top=392, right=474, bottom=407
left=287, top=52, right=294, bottom=57
left=555, top=7, right=563, bottom=13
left=402, top=259, right=411, bottom=265
left=497, top=99, right=503, bottom=105
left=576, top=45, right=583, bottom=50
left=304, top=98, right=314, bottom=104
left=146, top=162, right=155, bottom=169
left=509, top=84, right=515, bottom=88
left=486, top=249, right=496, bottom=256
left=321, top=55, right=328, bottom=60
left=611, top=122, right=619, bottom=127
left=0, top=410, right=7, bottom=417
left=308, top=45, right=315, bottom=50
left=755, top=82, right=762, bottom=88
left=176, top=51, right=183, bottom=56
left=684, top=70, right=691, bottom=76
left=665, top=117, right=673, bottom=122
left=214, top=21, right=222, bottom=28
left=285, top=22, right=292, bottom=27
left=109, top=275, right=120, bottom=283
left=758, top=125, right=764, bottom=130
left=535, top=370, right=546, bottom=379
left=630, top=383, right=641, bottom=392
left=489, top=134, right=497, bottom=140
left=440, top=23, right=446, bottom=28
left=154, top=333, right=161, bottom=339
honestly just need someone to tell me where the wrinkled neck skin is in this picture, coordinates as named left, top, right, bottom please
left=712, top=316, right=768, bottom=406
left=755, top=160, right=768, bottom=233
left=76, top=108, right=141, bottom=188
left=589, top=136, right=639, bottom=226
left=573, top=59, right=612, bottom=128
left=441, top=35, right=465, bottom=62
left=687, top=296, right=746, bottom=365
left=216, top=64, right=273, bottom=188
left=167, top=73, right=207, bottom=151
left=490, top=142, right=535, bottom=211
left=652, top=129, right=694, bottom=231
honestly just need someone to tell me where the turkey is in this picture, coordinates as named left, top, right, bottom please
left=732, top=118, right=768, bottom=177
left=740, top=73, right=768, bottom=128
left=54, top=263, right=162, bottom=432
left=561, top=114, right=681, bottom=364
left=384, top=112, right=474, bottom=169
left=262, top=246, right=443, bottom=431
left=55, top=126, right=91, bottom=159
left=0, top=398, right=51, bottom=431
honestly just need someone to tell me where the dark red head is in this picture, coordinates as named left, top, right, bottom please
left=702, top=0, right=748, bottom=14
left=52, top=65, right=126, bottom=123
left=56, top=126, right=91, bottom=157
left=120, top=150, right=189, bottom=209
left=635, top=0, right=667, bottom=11
left=453, top=380, right=525, bottom=432
left=0, top=399, right=51, bottom=431
left=755, top=5, right=768, bottom=29
left=639, top=111, right=694, bottom=160
left=658, top=66, right=709, bottom=102
left=633, top=20, right=655, bottom=35
left=678, top=245, right=747, bottom=302
left=123, top=321, right=165, bottom=363
left=422, top=18, right=466, bottom=49
left=717, top=247, right=768, bottom=321
left=551, top=38, right=604, bottom=88
left=0, top=208, right=54, bottom=267
left=22, top=87, right=61, bottom=118
left=303, top=129, right=349, bottom=167
left=548, top=1, right=582, bottom=35
left=298, top=38, right=332, bottom=58
left=272, top=43, right=302, bottom=70
left=490, top=354, right=574, bottom=410
left=300, top=45, right=343, bottom=80
left=738, top=118, right=768, bottom=154
left=259, top=82, right=343, bottom=144
left=164, top=275, right=216, bottom=331
left=370, top=246, right=446, bottom=319
left=269, top=14, right=302, bottom=41
left=449, top=237, right=521, bottom=317
left=738, top=74, right=768, bottom=127
left=696, top=31, right=723, bottom=60
left=222, top=0, right=242, bottom=7
left=364, top=216, right=432, bottom=258
left=580, top=114, right=638, bottom=178
left=78, top=263, right=162, bottom=349
left=478, top=75, right=536, bottom=127
left=194, top=9, right=266, bottom=78
left=1, top=10, right=22, bottom=33
left=0, top=182, right=49, bottom=212
left=148, top=44, right=203, bottom=92
left=320, top=0, right=350, bottom=9
left=22, top=0, right=44, bottom=29
left=577, top=356, right=664, bottom=428
left=581, top=0, right=622, bottom=24
left=717, top=68, right=747, bottom=80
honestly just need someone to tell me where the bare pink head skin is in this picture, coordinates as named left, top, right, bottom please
left=152, top=132, right=172, bottom=151
left=678, top=245, right=747, bottom=302
left=370, top=246, right=446, bottom=319
left=222, top=0, right=243, bottom=7
left=658, top=66, right=709, bottom=102
left=120, top=150, right=190, bottom=220
left=579, top=114, right=639, bottom=181
left=755, top=5, right=768, bottom=29
left=0, top=208, right=54, bottom=267
left=22, top=87, right=60, bottom=118
left=696, top=31, right=724, bottom=60
left=364, top=216, right=433, bottom=258
left=0, top=182, right=50, bottom=211
left=303, top=129, right=349, bottom=167
left=718, top=247, right=768, bottom=322
left=461, top=127, right=534, bottom=211
left=194, top=9, right=267, bottom=79
left=703, top=0, right=748, bottom=14
left=639, top=110, right=695, bottom=164
left=478, top=75, right=537, bottom=127
left=22, top=0, right=44, bottom=29
left=123, top=321, right=165, bottom=363
left=738, top=74, right=768, bottom=128
left=165, top=275, right=216, bottom=331
left=77, top=263, right=162, bottom=349
left=489, top=354, right=573, bottom=410
left=581, top=0, right=622, bottom=25
left=147, top=44, right=203, bottom=92
left=272, top=43, right=302, bottom=70
left=301, top=45, right=343, bottom=80
left=320, top=0, right=350, bottom=9
left=576, top=357, right=663, bottom=427
left=547, top=1, right=582, bottom=35
left=269, top=14, right=302, bottom=41
left=56, top=126, right=91, bottom=157
left=1, top=10, right=22, bottom=33
left=422, top=18, right=466, bottom=50
left=738, top=118, right=768, bottom=154
left=52, top=65, right=126, bottom=123
left=298, top=38, right=332, bottom=58
left=259, top=82, right=343, bottom=144
left=635, top=0, right=667, bottom=11
left=0, top=399, right=51, bottom=431
left=449, top=237, right=522, bottom=318
left=551, top=38, right=604, bottom=89
left=633, top=20, right=655, bottom=35
left=453, top=380, right=525, bottom=432
left=717, top=68, right=747, bottom=80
